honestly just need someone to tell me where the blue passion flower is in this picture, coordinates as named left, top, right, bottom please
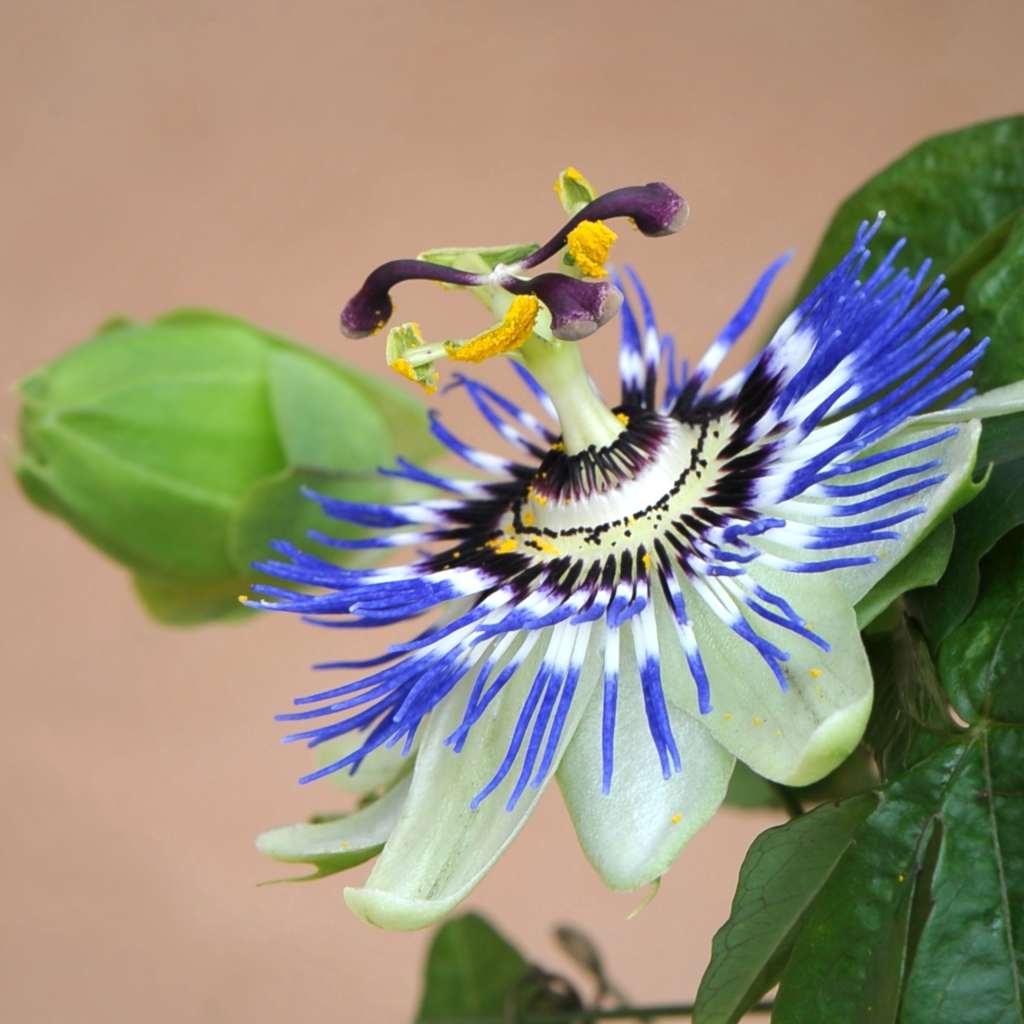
left=253, top=176, right=1020, bottom=930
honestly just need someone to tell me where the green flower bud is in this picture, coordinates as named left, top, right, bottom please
left=16, top=310, right=436, bottom=625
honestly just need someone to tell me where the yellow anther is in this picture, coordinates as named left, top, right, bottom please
left=529, top=486, right=549, bottom=506
left=615, top=411, right=630, bottom=426
left=809, top=667, right=823, bottom=679
left=670, top=813, right=682, bottom=825
left=487, top=537, right=519, bottom=555
left=237, top=595, right=249, bottom=604
left=752, top=715, right=765, bottom=727
left=642, top=553, right=652, bottom=570
left=522, top=509, right=536, bottom=527
left=446, top=295, right=540, bottom=363
left=566, top=219, right=618, bottom=278
left=391, top=357, right=438, bottom=394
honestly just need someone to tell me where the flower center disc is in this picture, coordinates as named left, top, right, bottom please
left=494, top=411, right=731, bottom=563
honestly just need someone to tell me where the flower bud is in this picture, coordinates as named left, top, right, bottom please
left=16, top=310, right=436, bottom=624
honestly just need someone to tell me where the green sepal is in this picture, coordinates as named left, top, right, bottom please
left=418, top=243, right=539, bottom=273
left=255, top=776, right=410, bottom=883
left=14, top=309, right=437, bottom=625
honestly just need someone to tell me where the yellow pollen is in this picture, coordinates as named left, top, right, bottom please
left=566, top=219, right=618, bottom=278
left=446, top=295, right=539, bottom=362
left=642, top=553, right=652, bottom=570
left=774, top=729, right=783, bottom=737
left=522, top=509, right=536, bottom=527
left=752, top=715, right=765, bottom=727
left=615, top=411, right=630, bottom=426
left=535, top=538, right=560, bottom=556
left=237, top=594, right=249, bottom=604
left=809, top=667, right=823, bottom=679
left=487, top=537, right=519, bottom=555
left=339, top=840, right=350, bottom=851
left=670, top=813, right=682, bottom=825
left=723, top=712, right=733, bottom=722
left=530, top=487, right=548, bottom=506
left=550, top=440, right=565, bottom=452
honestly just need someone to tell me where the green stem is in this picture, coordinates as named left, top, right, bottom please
left=774, top=782, right=804, bottom=818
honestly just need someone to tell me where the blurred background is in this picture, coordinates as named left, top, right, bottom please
left=4, top=1, right=1022, bottom=1020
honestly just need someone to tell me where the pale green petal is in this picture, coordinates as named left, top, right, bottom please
left=657, top=575, right=872, bottom=787
left=255, top=775, right=410, bottom=882
left=345, top=628, right=603, bottom=930
left=762, top=420, right=982, bottom=607
left=558, top=636, right=734, bottom=890
left=313, top=731, right=415, bottom=795
left=910, top=381, right=1024, bottom=425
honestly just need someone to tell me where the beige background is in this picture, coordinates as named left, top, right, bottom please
left=3, top=2, right=1022, bottom=1021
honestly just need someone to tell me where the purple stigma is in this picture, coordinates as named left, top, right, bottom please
left=520, top=183, right=688, bottom=270
left=340, top=260, right=481, bottom=339
left=338, top=180, right=685, bottom=340
left=506, top=274, right=624, bottom=341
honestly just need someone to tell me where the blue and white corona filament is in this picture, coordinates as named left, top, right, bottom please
left=253, top=177, right=1006, bottom=930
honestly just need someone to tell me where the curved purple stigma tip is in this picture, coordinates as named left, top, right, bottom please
left=506, top=274, right=624, bottom=341
left=520, top=183, right=688, bottom=270
left=340, top=259, right=481, bottom=339
left=338, top=180, right=685, bottom=339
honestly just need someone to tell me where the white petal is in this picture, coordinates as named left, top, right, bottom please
left=909, top=381, right=1024, bottom=425
left=312, top=730, right=415, bottom=795
left=558, top=633, right=734, bottom=890
left=763, top=419, right=982, bottom=606
left=657, top=575, right=872, bottom=787
left=256, top=775, right=411, bottom=880
left=344, top=625, right=603, bottom=930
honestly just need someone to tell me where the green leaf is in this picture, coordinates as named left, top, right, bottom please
left=938, top=527, right=1024, bottom=725
left=910, top=463, right=1024, bottom=647
left=963, top=211, right=1024, bottom=394
left=739, top=528, right=1024, bottom=1024
left=414, top=913, right=530, bottom=1022
left=771, top=743, right=965, bottom=1024
left=694, top=795, right=877, bottom=1024
left=797, top=116, right=1024, bottom=302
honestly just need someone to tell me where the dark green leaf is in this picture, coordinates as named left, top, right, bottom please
left=762, top=526, right=1024, bottom=1023
left=693, top=795, right=876, bottom=1024
left=963, top=212, right=1024, bottom=394
left=938, top=528, right=1024, bottom=725
left=415, top=913, right=530, bottom=1022
left=910, top=465, right=1024, bottom=647
left=797, top=116, right=1024, bottom=301
left=772, top=743, right=966, bottom=1024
